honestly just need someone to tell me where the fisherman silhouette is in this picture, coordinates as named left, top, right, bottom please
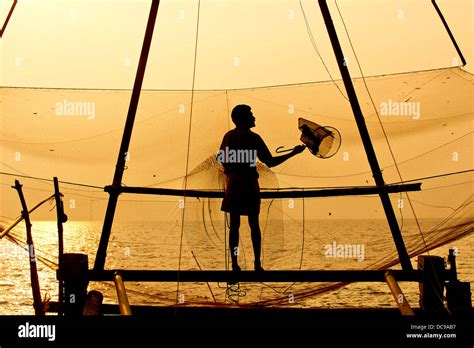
left=217, top=104, right=305, bottom=272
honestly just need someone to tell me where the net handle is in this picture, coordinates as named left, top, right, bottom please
left=275, top=145, right=306, bottom=154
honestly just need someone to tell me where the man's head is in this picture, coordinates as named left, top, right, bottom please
left=231, top=104, right=256, bottom=129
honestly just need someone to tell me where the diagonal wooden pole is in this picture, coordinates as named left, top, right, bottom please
left=53, top=177, right=66, bottom=316
left=94, top=0, right=161, bottom=270
left=12, top=180, right=45, bottom=316
left=0, top=0, right=17, bottom=38
left=0, top=194, right=54, bottom=239
left=431, top=0, right=466, bottom=66
left=318, top=0, right=413, bottom=270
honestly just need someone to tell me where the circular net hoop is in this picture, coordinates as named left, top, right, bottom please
left=298, top=118, right=342, bottom=158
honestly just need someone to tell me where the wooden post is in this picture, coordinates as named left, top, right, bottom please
left=12, top=180, right=45, bottom=316
left=418, top=255, right=446, bottom=312
left=60, top=253, right=89, bottom=316
left=445, top=249, right=472, bottom=315
left=53, top=177, right=66, bottom=260
left=447, top=248, right=457, bottom=280
left=83, top=290, right=104, bottom=316
left=384, top=271, right=415, bottom=316
left=446, top=281, right=472, bottom=316
left=53, top=177, right=67, bottom=316
left=114, top=272, right=132, bottom=316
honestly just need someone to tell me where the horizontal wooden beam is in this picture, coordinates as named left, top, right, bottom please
left=87, top=269, right=429, bottom=283
left=46, top=300, right=429, bottom=317
left=104, top=183, right=421, bottom=199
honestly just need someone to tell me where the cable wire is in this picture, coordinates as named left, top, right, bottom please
left=299, top=0, right=348, bottom=101
left=176, top=0, right=202, bottom=307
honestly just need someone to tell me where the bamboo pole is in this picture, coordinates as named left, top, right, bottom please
left=0, top=194, right=55, bottom=239
left=12, top=180, right=45, bottom=316
left=318, top=0, right=412, bottom=271
left=53, top=177, right=66, bottom=316
left=114, top=272, right=132, bottom=316
left=0, top=0, right=17, bottom=38
left=385, top=271, right=415, bottom=316
left=431, top=0, right=467, bottom=66
left=53, top=177, right=65, bottom=262
left=95, top=0, right=161, bottom=271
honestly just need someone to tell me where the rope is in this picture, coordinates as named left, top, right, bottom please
left=392, top=169, right=474, bottom=185
left=298, top=0, right=348, bottom=101
left=190, top=251, right=216, bottom=303
left=334, top=0, right=443, bottom=302
left=0, top=92, right=224, bottom=146
left=300, top=194, right=305, bottom=269
left=0, top=171, right=102, bottom=189
left=333, top=0, right=426, bottom=239
left=176, top=0, right=202, bottom=307
left=224, top=213, right=228, bottom=270
left=1, top=65, right=462, bottom=92
left=225, top=282, right=246, bottom=304
left=282, top=193, right=306, bottom=294
left=1, top=167, right=470, bottom=202
left=225, top=90, right=231, bottom=130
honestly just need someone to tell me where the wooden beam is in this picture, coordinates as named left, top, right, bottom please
left=12, top=180, right=45, bottom=316
left=53, top=177, right=65, bottom=316
left=104, top=183, right=421, bottom=198
left=88, top=269, right=427, bottom=283
left=60, top=253, right=89, bottom=316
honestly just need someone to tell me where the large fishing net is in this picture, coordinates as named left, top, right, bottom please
left=0, top=0, right=472, bottom=309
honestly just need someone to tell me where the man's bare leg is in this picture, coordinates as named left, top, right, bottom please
left=248, top=213, right=264, bottom=271
left=229, top=212, right=241, bottom=271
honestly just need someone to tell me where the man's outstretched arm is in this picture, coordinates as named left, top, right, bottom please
left=258, top=137, right=305, bottom=168
left=264, top=145, right=305, bottom=167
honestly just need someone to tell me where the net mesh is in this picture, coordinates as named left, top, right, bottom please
left=298, top=117, right=341, bottom=158
left=1, top=67, right=472, bottom=307
left=0, top=0, right=473, bottom=309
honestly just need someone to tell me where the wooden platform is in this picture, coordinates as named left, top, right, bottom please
left=87, top=269, right=429, bottom=282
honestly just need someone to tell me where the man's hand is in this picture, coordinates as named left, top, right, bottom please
left=267, top=145, right=305, bottom=167
left=291, top=145, right=306, bottom=155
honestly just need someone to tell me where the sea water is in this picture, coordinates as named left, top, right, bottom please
left=1, top=219, right=473, bottom=314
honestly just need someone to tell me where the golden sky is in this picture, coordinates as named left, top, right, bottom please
left=0, top=0, right=472, bottom=221
left=1, top=0, right=472, bottom=89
